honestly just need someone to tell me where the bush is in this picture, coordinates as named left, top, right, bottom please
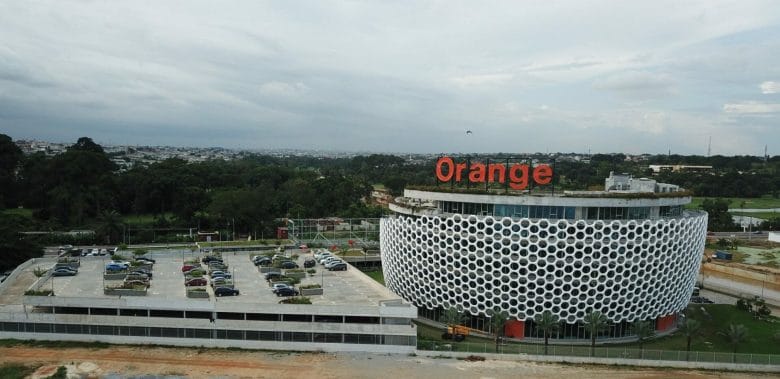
left=279, top=296, right=311, bottom=304
left=306, top=269, right=316, bottom=274
left=33, top=267, right=48, bottom=277
left=24, top=289, right=53, bottom=296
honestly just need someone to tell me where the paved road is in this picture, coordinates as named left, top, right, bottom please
left=729, top=208, right=780, bottom=213
left=698, top=273, right=780, bottom=307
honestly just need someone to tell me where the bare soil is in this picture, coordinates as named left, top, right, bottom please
left=0, top=345, right=773, bottom=379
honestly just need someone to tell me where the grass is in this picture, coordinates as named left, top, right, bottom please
left=638, top=305, right=780, bottom=354
left=687, top=196, right=780, bottom=210
left=0, top=363, right=38, bottom=379
left=362, top=269, right=385, bottom=285
left=199, top=239, right=290, bottom=247
left=122, top=213, right=174, bottom=226
left=730, top=211, right=780, bottom=220
left=415, top=305, right=780, bottom=356
left=1, top=208, right=33, bottom=218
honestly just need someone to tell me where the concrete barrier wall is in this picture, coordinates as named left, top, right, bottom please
left=0, top=257, right=54, bottom=295
left=414, top=350, right=780, bottom=372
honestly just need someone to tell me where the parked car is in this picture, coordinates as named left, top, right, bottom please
left=321, top=257, right=341, bottom=266
left=210, top=277, right=231, bottom=287
left=210, top=271, right=226, bottom=277
left=271, top=283, right=293, bottom=293
left=181, top=264, right=199, bottom=272
left=52, top=267, right=77, bottom=276
left=185, top=278, right=207, bottom=286
left=324, top=259, right=344, bottom=269
left=279, top=261, right=298, bottom=269
left=275, top=287, right=299, bottom=297
left=254, top=258, right=272, bottom=267
left=318, top=254, right=335, bottom=264
left=303, top=259, right=316, bottom=268
left=202, top=256, right=223, bottom=264
left=105, top=263, right=127, bottom=272
left=214, top=287, right=239, bottom=297
left=211, top=273, right=232, bottom=280
left=134, top=256, right=156, bottom=264
left=328, top=262, right=348, bottom=271
left=264, top=272, right=283, bottom=281
left=126, top=273, right=149, bottom=282
left=131, top=269, right=152, bottom=278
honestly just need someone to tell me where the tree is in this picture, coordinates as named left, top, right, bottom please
left=487, top=308, right=510, bottom=353
left=719, top=324, right=748, bottom=361
left=440, top=306, right=465, bottom=328
left=534, top=310, right=560, bottom=355
left=716, top=238, right=731, bottom=250
left=0, top=134, right=23, bottom=209
left=583, top=310, right=609, bottom=356
left=96, top=210, right=123, bottom=244
left=679, top=318, right=701, bottom=361
left=632, top=320, right=655, bottom=353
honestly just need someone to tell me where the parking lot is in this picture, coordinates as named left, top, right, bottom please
left=37, top=249, right=394, bottom=306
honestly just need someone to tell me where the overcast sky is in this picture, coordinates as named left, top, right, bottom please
left=1, top=1, right=779, bottom=155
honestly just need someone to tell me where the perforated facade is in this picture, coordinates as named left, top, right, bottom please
left=380, top=188, right=708, bottom=336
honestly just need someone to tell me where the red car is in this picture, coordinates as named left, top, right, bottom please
left=185, top=278, right=207, bottom=286
left=181, top=264, right=199, bottom=272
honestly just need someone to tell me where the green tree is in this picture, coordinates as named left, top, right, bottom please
left=487, top=308, right=509, bottom=353
left=96, top=209, right=123, bottom=244
left=632, top=320, right=655, bottom=353
left=699, top=198, right=736, bottom=231
left=533, top=310, right=560, bottom=355
left=719, top=324, right=748, bottom=361
left=679, top=318, right=701, bottom=361
left=0, top=134, right=23, bottom=209
left=440, top=306, right=466, bottom=328
left=583, top=310, right=609, bottom=357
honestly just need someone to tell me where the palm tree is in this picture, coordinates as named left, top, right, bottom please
left=487, top=308, right=509, bottom=353
left=720, top=324, right=748, bottom=362
left=440, top=306, right=466, bottom=340
left=534, top=310, right=560, bottom=355
left=678, top=318, right=701, bottom=361
left=583, top=310, right=609, bottom=357
left=632, top=320, right=655, bottom=357
left=97, top=209, right=123, bottom=244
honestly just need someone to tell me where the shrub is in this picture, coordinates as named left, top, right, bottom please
left=306, top=269, right=316, bottom=274
left=132, top=248, right=148, bottom=256
left=24, top=289, right=53, bottom=296
left=279, top=296, right=311, bottom=304
left=33, top=267, right=48, bottom=277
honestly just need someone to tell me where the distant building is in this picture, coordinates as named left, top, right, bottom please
left=648, top=164, right=713, bottom=174
left=604, top=172, right=681, bottom=193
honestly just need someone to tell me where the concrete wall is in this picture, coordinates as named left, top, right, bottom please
left=702, top=263, right=780, bottom=286
left=770, top=232, right=780, bottom=243
left=0, top=331, right=414, bottom=354
left=403, top=189, right=691, bottom=208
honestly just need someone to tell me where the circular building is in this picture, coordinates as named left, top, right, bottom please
left=380, top=170, right=707, bottom=340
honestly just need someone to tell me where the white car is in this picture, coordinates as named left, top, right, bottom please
left=324, top=259, right=344, bottom=269
left=321, top=256, right=341, bottom=265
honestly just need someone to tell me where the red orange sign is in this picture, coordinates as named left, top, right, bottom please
left=435, top=156, right=552, bottom=190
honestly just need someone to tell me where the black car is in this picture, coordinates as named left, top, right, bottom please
left=275, top=287, right=299, bottom=297
left=202, top=256, right=223, bottom=264
left=253, top=257, right=272, bottom=266
left=135, top=256, right=156, bottom=264
left=280, top=261, right=298, bottom=269
left=303, top=259, right=316, bottom=268
left=264, top=272, right=283, bottom=281
left=328, top=263, right=347, bottom=271
left=214, top=286, right=239, bottom=297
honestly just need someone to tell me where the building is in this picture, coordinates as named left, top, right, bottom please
left=0, top=250, right=417, bottom=353
left=648, top=164, right=713, bottom=174
left=380, top=162, right=707, bottom=341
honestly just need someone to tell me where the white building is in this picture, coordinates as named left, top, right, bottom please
left=380, top=173, right=707, bottom=340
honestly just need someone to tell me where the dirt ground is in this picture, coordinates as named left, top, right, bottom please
left=0, top=345, right=774, bottom=379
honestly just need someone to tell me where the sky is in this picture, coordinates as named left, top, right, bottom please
left=1, top=1, right=779, bottom=155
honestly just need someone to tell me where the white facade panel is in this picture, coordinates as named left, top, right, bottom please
left=381, top=211, right=708, bottom=324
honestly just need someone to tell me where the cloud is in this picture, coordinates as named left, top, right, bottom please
left=450, top=73, right=514, bottom=87
left=723, top=101, right=780, bottom=114
left=760, top=81, right=780, bottom=94
left=259, top=81, right=310, bottom=97
left=593, top=71, right=674, bottom=98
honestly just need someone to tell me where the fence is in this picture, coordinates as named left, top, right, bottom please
left=418, top=340, right=779, bottom=365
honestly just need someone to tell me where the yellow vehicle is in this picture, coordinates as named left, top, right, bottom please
left=443, top=325, right=470, bottom=341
